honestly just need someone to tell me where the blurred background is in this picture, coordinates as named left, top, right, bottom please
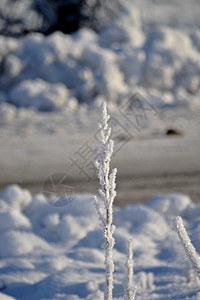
left=0, top=0, right=200, bottom=206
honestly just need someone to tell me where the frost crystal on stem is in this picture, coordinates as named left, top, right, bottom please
left=125, top=239, right=136, bottom=300
left=92, top=102, right=117, bottom=300
left=176, top=216, right=200, bottom=280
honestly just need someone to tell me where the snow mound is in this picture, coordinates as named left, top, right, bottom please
left=58, top=214, right=95, bottom=243
left=147, top=193, right=192, bottom=217
left=0, top=185, right=198, bottom=299
left=0, top=230, right=52, bottom=257
left=0, top=35, right=18, bottom=60
left=0, top=210, right=31, bottom=234
left=115, top=204, right=169, bottom=239
left=1, top=185, right=32, bottom=209
left=9, top=79, right=69, bottom=111
left=0, top=3, right=199, bottom=111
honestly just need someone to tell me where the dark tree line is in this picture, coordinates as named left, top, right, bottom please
left=0, top=0, right=84, bottom=36
left=0, top=0, right=120, bottom=37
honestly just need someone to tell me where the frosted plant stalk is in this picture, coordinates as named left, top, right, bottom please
left=125, top=239, right=136, bottom=300
left=176, top=216, right=200, bottom=280
left=92, top=102, right=117, bottom=300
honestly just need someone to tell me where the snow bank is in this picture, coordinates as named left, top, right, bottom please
left=1, top=184, right=32, bottom=209
left=0, top=230, right=52, bottom=257
left=147, top=194, right=193, bottom=217
left=0, top=4, right=199, bottom=113
left=10, top=79, right=69, bottom=111
left=0, top=210, right=31, bottom=234
left=0, top=184, right=199, bottom=299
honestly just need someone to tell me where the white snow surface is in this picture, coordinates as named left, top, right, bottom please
left=0, top=185, right=200, bottom=299
left=0, top=1, right=200, bottom=187
left=0, top=3, right=200, bottom=298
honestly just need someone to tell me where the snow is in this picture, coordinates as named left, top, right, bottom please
left=0, top=210, right=31, bottom=234
left=147, top=194, right=192, bottom=217
left=0, top=1, right=199, bottom=188
left=0, top=230, right=52, bottom=258
left=0, top=2, right=200, bottom=112
left=0, top=185, right=199, bottom=299
left=0, top=103, right=16, bottom=124
left=0, top=293, right=16, bottom=300
left=1, top=184, right=32, bottom=209
left=0, top=1, right=200, bottom=299
left=10, top=79, right=69, bottom=111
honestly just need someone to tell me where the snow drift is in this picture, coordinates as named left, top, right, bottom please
left=0, top=4, right=200, bottom=114
left=0, top=184, right=200, bottom=299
